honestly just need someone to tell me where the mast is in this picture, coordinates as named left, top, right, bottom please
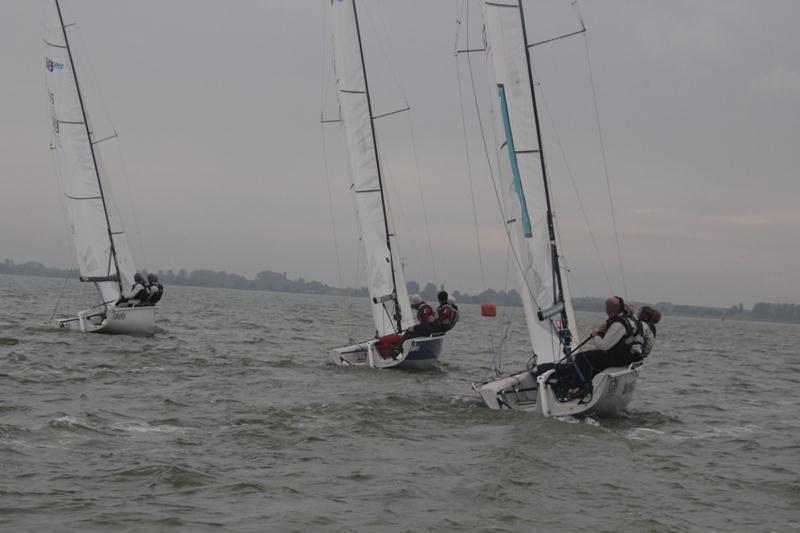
left=517, top=0, right=568, bottom=330
left=54, top=0, right=122, bottom=294
left=350, top=0, right=403, bottom=333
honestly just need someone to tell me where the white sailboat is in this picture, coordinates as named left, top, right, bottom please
left=44, top=0, right=154, bottom=335
left=468, top=0, right=640, bottom=416
left=327, top=0, right=445, bottom=370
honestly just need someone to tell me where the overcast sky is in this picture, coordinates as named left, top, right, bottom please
left=2, top=0, right=799, bottom=307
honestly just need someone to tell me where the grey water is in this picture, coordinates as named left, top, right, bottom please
left=1, top=274, right=798, bottom=532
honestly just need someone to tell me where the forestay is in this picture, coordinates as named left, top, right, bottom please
left=330, top=0, right=413, bottom=336
left=43, top=0, right=137, bottom=306
left=482, top=0, right=578, bottom=364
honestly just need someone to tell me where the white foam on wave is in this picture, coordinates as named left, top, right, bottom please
left=624, top=427, right=667, bottom=441
left=51, top=415, right=87, bottom=426
left=112, top=421, right=185, bottom=434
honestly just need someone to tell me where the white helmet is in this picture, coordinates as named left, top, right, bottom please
left=409, top=293, right=423, bottom=306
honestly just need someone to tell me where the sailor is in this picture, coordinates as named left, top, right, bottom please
left=448, top=295, right=460, bottom=328
left=118, top=272, right=149, bottom=307
left=637, top=305, right=661, bottom=357
left=406, top=293, right=436, bottom=337
left=147, top=273, right=164, bottom=306
left=433, top=290, right=457, bottom=332
left=572, top=296, right=644, bottom=381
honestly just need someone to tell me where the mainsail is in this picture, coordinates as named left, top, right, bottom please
left=330, top=0, right=414, bottom=336
left=43, top=0, right=137, bottom=306
left=482, top=0, right=578, bottom=364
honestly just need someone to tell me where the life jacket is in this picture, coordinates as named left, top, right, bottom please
left=603, top=313, right=644, bottom=362
left=416, top=302, right=436, bottom=325
left=149, top=282, right=164, bottom=304
left=130, top=282, right=148, bottom=303
left=435, top=303, right=456, bottom=331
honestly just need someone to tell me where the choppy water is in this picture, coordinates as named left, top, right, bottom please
left=1, top=274, right=799, bottom=532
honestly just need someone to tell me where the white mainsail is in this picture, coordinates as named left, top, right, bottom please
left=330, top=0, right=414, bottom=337
left=482, top=0, right=578, bottom=364
left=43, top=0, right=137, bottom=306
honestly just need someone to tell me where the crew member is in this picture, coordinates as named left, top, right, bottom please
left=406, top=293, right=436, bottom=337
left=433, top=290, right=457, bottom=332
left=147, top=273, right=164, bottom=306
left=637, top=305, right=661, bottom=357
left=448, top=295, right=460, bottom=328
left=573, top=296, right=644, bottom=380
left=534, top=296, right=643, bottom=393
left=118, top=272, right=149, bottom=307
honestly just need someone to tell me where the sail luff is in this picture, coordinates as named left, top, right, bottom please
left=330, top=0, right=414, bottom=336
left=53, top=0, right=121, bottom=295
left=350, top=0, right=403, bottom=334
left=45, top=0, right=138, bottom=305
left=517, top=0, right=568, bottom=323
left=482, top=0, right=577, bottom=363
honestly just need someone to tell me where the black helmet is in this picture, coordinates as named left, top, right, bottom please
left=134, top=273, right=143, bottom=282
left=437, top=290, right=449, bottom=303
left=147, top=273, right=156, bottom=283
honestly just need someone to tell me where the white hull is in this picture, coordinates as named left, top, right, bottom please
left=55, top=305, right=155, bottom=335
left=474, top=362, right=642, bottom=418
left=331, top=333, right=445, bottom=370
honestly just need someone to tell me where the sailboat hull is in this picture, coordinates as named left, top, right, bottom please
left=331, top=333, right=445, bottom=370
left=55, top=306, right=155, bottom=335
left=473, top=362, right=642, bottom=418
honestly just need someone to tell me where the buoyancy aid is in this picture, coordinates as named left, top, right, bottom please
left=602, top=314, right=644, bottom=362
left=130, top=282, right=148, bottom=302
left=435, top=303, right=456, bottom=331
left=416, top=302, right=436, bottom=325
left=149, top=282, right=164, bottom=304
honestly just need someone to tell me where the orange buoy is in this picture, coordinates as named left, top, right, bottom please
left=481, top=303, right=497, bottom=317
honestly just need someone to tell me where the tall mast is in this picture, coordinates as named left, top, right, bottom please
left=517, top=0, right=568, bottom=329
left=351, top=0, right=403, bottom=332
left=54, top=0, right=122, bottom=294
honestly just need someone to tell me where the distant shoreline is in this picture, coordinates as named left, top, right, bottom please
left=2, top=259, right=798, bottom=324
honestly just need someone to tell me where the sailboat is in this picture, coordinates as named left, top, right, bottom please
left=468, top=0, right=640, bottom=416
left=327, top=0, right=445, bottom=370
left=44, top=0, right=155, bottom=335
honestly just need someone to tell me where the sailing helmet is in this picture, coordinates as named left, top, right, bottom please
left=134, top=273, right=144, bottom=283
left=147, top=273, right=157, bottom=283
left=409, top=293, right=423, bottom=307
left=437, top=290, right=449, bottom=304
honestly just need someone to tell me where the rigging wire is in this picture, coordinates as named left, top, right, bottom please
left=406, top=113, right=439, bottom=286
left=575, top=1, right=628, bottom=299
left=454, top=3, right=489, bottom=296
left=72, top=22, right=148, bottom=271
left=319, top=5, right=353, bottom=340
left=531, top=67, right=614, bottom=295
left=460, top=1, right=545, bottom=315
left=48, top=259, right=76, bottom=323
left=457, top=0, right=580, bottom=373
left=361, top=3, right=439, bottom=287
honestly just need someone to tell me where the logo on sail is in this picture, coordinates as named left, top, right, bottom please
left=46, top=57, right=64, bottom=72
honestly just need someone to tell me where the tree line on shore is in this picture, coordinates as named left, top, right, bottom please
left=3, top=259, right=798, bottom=322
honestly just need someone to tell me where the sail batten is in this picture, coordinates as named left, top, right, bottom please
left=330, top=0, right=413, bottom=336
left=482, top=0, right=578, bottom=363
left=44, top=0, right=137, bottom=306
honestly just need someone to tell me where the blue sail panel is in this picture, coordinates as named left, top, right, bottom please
left=497, top=84, right=533, bottom=238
